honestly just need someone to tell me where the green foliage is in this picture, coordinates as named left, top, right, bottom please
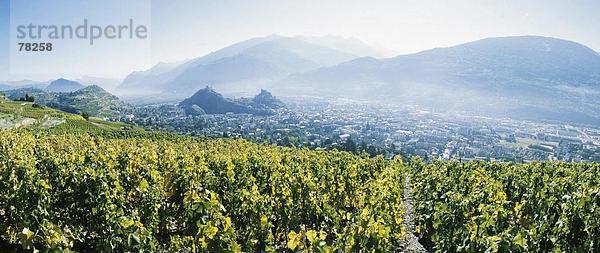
left=2, top=106, right=598, bottom=252
left=0, top=100, right=68, bottom=120
left=4, top=86, right=130, bottom=118
left=81, top=112, right=90, bottom=120
left=409, top=158, right=600, bottom=252
left=0, top=131, right=407, bottom=252
left=17, top=94, right=35, bottom=102
left=55, top=85, right=130, bottom=118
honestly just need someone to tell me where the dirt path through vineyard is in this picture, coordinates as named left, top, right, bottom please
left=402, top=175, right=427, bottom=252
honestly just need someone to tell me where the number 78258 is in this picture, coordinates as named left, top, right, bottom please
left=18, top=43, right=53, bottom=51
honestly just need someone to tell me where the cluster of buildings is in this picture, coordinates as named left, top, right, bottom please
left=120, top=100, right=600, bottom=162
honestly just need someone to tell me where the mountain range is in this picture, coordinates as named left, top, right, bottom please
left=4, top=35, right=600, bottom=124
left=0, top=80, right=48, bottom=90
left=276, top=36, right=600, bottom=124
left=116, top=35, right=377, bottom=98
left=0, top=77, right=122, bottom=93
left=1, top=78, right=87, bottom=93
left=281, top=36, right=600, bottom=93
left=113, top=35, right=600, bottom=124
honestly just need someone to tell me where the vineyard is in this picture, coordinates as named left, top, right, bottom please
left=408, top=159, right=600, bottom=252
left=0, top=130, right=599, bottom=252
left=0, top=131, right=406, bottom=252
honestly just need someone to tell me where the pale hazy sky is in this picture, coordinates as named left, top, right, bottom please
left=1, top=0, right=599, bottom=81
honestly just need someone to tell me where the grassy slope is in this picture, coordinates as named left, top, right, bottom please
left=3, top=86, right=131, bottom=118
left=0, top=98, right=129, bottom=131
left=0, top=97, right=187, bottom=141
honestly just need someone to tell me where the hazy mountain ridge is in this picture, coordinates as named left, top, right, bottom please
left=296, top=35, right=394, bottom=58
left=6, top=35, right=598, bottom=124
left=118, top=61, right=186, bottom=95
left=76, top=76, right=122, bottom=92
left=0, top=80, right=49, bottom=90
left=46, top=78, right=86, bottom=93
left=0, top=78, right=91, bottom=93
left=115, top=36, right=285, bottom=95
left=284, top=36, right=600, bottom=90
left=276, top=36, right=600, bottom=124
left=0, top=83, right=10, bottom=91
left=116, top=35, right=381, bottom=99
left=160, top=37, right=358, bottom=97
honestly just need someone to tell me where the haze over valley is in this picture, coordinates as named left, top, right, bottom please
left=2, top=34, right=599, bottom=162
left=3, top=1, right=600, bottom=251
left=39, top=34, right=600, bottom=125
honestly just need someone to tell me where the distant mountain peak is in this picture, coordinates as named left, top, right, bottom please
left=450, top=35, right=599, bottom=55
left=265, top=34, right=284, bottom=40
left=196, top=85, right=220, bottom=95
left=77, top=84, right=108, bottom=93
left=253, top=89, right=284, bottom=110
left=296, top=35, right=394, bottom=57
left=46, top=78, right=86, bottom=93
left=253, top=89, right=276, bottom=102
left=258, top=88, right=272, bottom=95
left=117, top=34, right=369, bottom=99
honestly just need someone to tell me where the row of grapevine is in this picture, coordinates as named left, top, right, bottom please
left=0, top=130, right=407, bottom=252
left=408, top=158, right=600, bottom=252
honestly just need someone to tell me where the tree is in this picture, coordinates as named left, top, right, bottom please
left=81, top=112, right=90, bottom=120
left=366, top=145, right=379, bottom=157
left=343, top=138, right=357, bottom=154
left=359, top=141, right=368, bottom=153
left=25, top=94, right=35, bottom=102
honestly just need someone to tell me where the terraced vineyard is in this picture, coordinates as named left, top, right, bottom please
left=0, top=98, right=166, bottom=138
left=0, top=99, right=125, bottom=131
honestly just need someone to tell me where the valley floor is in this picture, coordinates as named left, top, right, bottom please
left=123, top=99, right=600, bottom=162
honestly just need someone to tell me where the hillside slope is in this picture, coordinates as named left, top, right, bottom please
left=179, top=87, right=281, bottom=116
left=284, top=36, right=600, bottom=93
left=46, top=78, right=86, bottom=93
left=0, top=96, right=132, bottom=132
left=279, top=36, right=600, bottom=124
left=117, top=35, right=358, bottom=99
left=4, top=85, right=131, bottom=118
